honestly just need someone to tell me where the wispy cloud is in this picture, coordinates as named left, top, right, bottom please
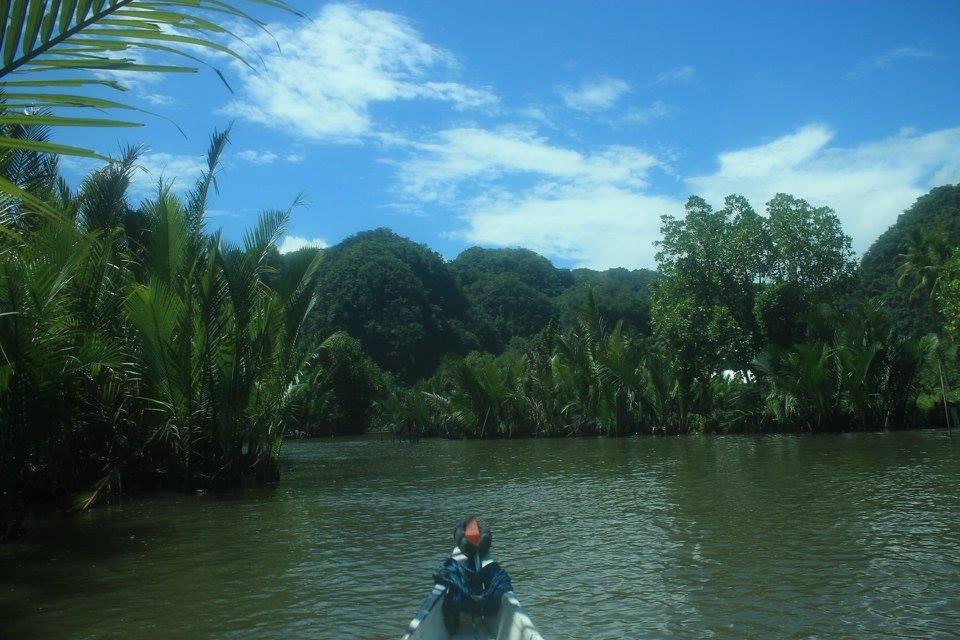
left=237, top=149, right=279, bottom=164
left=392, top=126, right=670, bottom=268
left=848, top=46, right=935, bottom=78
left=131, top=153, right=207, bottom=196
left=394, top=126, right=658, bottom=204
left=559, top=76, right=630, bottom=112
left=222, top=3, right=497, bottom=142
left=622, top=101, right=672, bottom=126
left=654, top=65, right=696, bottom=85
left=872, top=46, right=934, bottom=68
left=142, top=93, right=179, bottom=107
left=235, top=149, right=306, bottom=165
left=278, top=235, right=329, bottom=253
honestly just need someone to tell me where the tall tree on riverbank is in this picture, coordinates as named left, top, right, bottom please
left=652, top=193, right=855, bottom=381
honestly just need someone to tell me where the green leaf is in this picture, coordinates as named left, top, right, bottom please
left=0, top=77, right=125, bottom=89
left=40, top=0, right=61, bottom=43
left=0, top=173, right=56, bottom=214
left=4, top=0, right=28, bottom=66
left=1, top=91, right=137, bottom=109
left=24, top=58, right=195, bottom=72
left=59, top=0, right=77, bottom=33
left=0, top=135, right=109, bottom=159
left=81, top=27, right=249, bottom=67
left=22, top=0, right=46, bottom=55
left=75, top=0, right=93, bottom=22
left=0, top=113, right=142, bottom=127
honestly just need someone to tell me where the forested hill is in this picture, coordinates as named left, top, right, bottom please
left=297, top=183, right=958, bottom=384
left=859, top=184, right=960, bottom=334
left=300, top=229, right=657, bottom=381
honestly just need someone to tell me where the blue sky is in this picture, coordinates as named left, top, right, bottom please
left=58, top=1, right=960, bottom=269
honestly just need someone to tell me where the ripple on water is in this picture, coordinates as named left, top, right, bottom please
left=1, top=432, right=959, bottom=640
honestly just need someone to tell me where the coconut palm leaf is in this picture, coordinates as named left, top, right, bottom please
left=0, top=0, right=303, bottom=199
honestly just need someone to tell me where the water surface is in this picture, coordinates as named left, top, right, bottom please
left=2, top=431, right=959, bottom=639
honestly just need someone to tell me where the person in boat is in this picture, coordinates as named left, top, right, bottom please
left=433, top=516, right=514, bottom=634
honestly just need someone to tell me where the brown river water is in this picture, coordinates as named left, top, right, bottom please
left=2, top=431, right=959, bottom=639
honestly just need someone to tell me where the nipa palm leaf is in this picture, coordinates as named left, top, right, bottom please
left=0, top=0, right=303, bottom=196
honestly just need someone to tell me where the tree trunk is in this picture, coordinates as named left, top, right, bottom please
left=937, top=355, right=951, bottom=433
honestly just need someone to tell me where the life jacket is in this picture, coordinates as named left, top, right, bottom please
left=433, top=517, right=513, bottom=634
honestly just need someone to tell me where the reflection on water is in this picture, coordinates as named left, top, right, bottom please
left=2, top=431, right=959, bottom=639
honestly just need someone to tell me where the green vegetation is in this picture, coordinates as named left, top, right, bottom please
left=939, top=251, right=960, bottom=341
left=307, top=228, right=470, bottom=382
left=557, top=267, right=657, bottom=336
left=859, top=185, right=960, bottom=334
left=0, top=130, right=324, bottom=540
left=452, top=247, right=570, bottom=353
left=2, top=67, right=958, bottom=538
left=402, top=292, right=938, bottom=439
left=369, top=191, right=957, bottom=440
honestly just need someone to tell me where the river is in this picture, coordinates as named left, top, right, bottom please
left=2, top=431, right=959, bottom=639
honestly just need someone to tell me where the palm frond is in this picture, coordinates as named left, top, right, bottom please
left=0, top=0, right=303, bottom=199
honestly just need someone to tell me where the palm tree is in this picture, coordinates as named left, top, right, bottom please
left=896, top=229, right=953, bottom=304
left=1, top=125, right=324, bottom=539
left=0, top=1, right=303, bottom=199
left=896, top=229, right=955, bottom=430
left=754, top=343, right=839, bottom=431
left=0, top=186, right=125, bottom=538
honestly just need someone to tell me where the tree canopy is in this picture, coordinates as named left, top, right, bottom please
left=653, top=193, right=855, bottom=379
left=309, top=229, right=470, bottom=381
left=556, top=268, right=658, bottom=336
left=451, top=247, right=573, bottom=352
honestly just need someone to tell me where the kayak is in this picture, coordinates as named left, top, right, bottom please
left=401, top=546, right=544, bottom=640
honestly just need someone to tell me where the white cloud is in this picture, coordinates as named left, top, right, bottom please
left=654, top=65, right=696, bottom=84
left=142, top=93, right=178, bottom=107
left=130, top=153, right=207, bottom=196
left=873, top=47, right=934, bottom=68
left=419, top=82, right=499, bottom=110
left=559, top=77, right=630, bottom=112
left=622, top=101, right=672, bottom=125
left=872, top=46, right=934, bottom=68
left=236, top=149, right=306, bottom=165
left=848, top=46, right=935, bottom=78
left=278, top=235, right=329, bottom=253
left=222, top=3, right=497, bottom=141
left=393, top=126, right=671, bottom=268
left=688, top=124, right=960, bottom=253
left=516, top=105, right=558, bottom=128
left=395, top=127, right=658, bottom=203
left=237, top=149, right=279, bottom=164
left=395, top=123, right=960, bottom=269
left=461, top=184, right=683, bottom=269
